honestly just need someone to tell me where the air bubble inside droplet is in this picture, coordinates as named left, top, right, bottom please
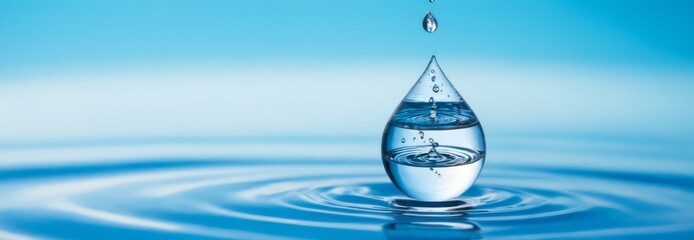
left=381, top=55, right=486, bottom=201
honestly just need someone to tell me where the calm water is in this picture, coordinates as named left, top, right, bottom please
left=0, top=136, right=691, bottom=240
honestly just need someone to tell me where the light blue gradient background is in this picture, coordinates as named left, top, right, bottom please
left=1, top=0, right=692, bottom=145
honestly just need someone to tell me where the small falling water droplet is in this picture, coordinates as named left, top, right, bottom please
left=401, top=138, right=406, bottom=143
left=428, top=138, right=434, bottom=143
left=431, top=76, right=436, bottom=82
left=430, top=167, right=433, bottom=171
left=432, top=84, right=440, bottom=92
left=422, top=12, right=438, bottom=33
left=429, top=97, right=434, bottom=103
left=419, top=130, right=424, bottom=139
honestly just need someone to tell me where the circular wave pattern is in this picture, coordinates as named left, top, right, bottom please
left=0, top=144, right=692, bottom=239
left=385, top=145, right=483, bottom=167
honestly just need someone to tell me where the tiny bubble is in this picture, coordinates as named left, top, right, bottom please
left=430, top=69, right=435, bottom=74
left=401, top=138, right=406, bottom=143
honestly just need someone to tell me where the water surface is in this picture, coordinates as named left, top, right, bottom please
left=0, top=136, right=691, bottom=239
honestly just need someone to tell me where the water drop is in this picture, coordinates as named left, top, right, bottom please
left=432, top=84, right=440, bottom=92
left=429, top=0, right=435, bottom=3
left=381, top=55, right=486, bottom=201
left=431, top=76, right=436, bottom=82
left=422, top=12, right=438, bottom=33
left=429, top=138, right=435, bottom=143
left=401, top=138, right=406, bottom=143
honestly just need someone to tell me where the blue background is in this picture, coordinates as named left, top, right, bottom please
left=1, top=0, right=692, bottom=145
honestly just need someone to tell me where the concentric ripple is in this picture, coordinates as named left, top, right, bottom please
left=385, top=145, right=483, bottom=167
left=0, top=140, right=692, bottom=239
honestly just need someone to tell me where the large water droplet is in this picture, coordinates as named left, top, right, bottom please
left=381, top=55, right=486, bottom=201
left=422, top=12, right=438, bottom=33
left=432, top=84, right=440, bottom=92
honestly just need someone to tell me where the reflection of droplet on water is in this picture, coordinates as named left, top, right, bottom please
left=422, top=12, right=438, bottom=33
left=401, top=138, right=406, bottom=143
left=381, top=55, right=486, bottom=201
